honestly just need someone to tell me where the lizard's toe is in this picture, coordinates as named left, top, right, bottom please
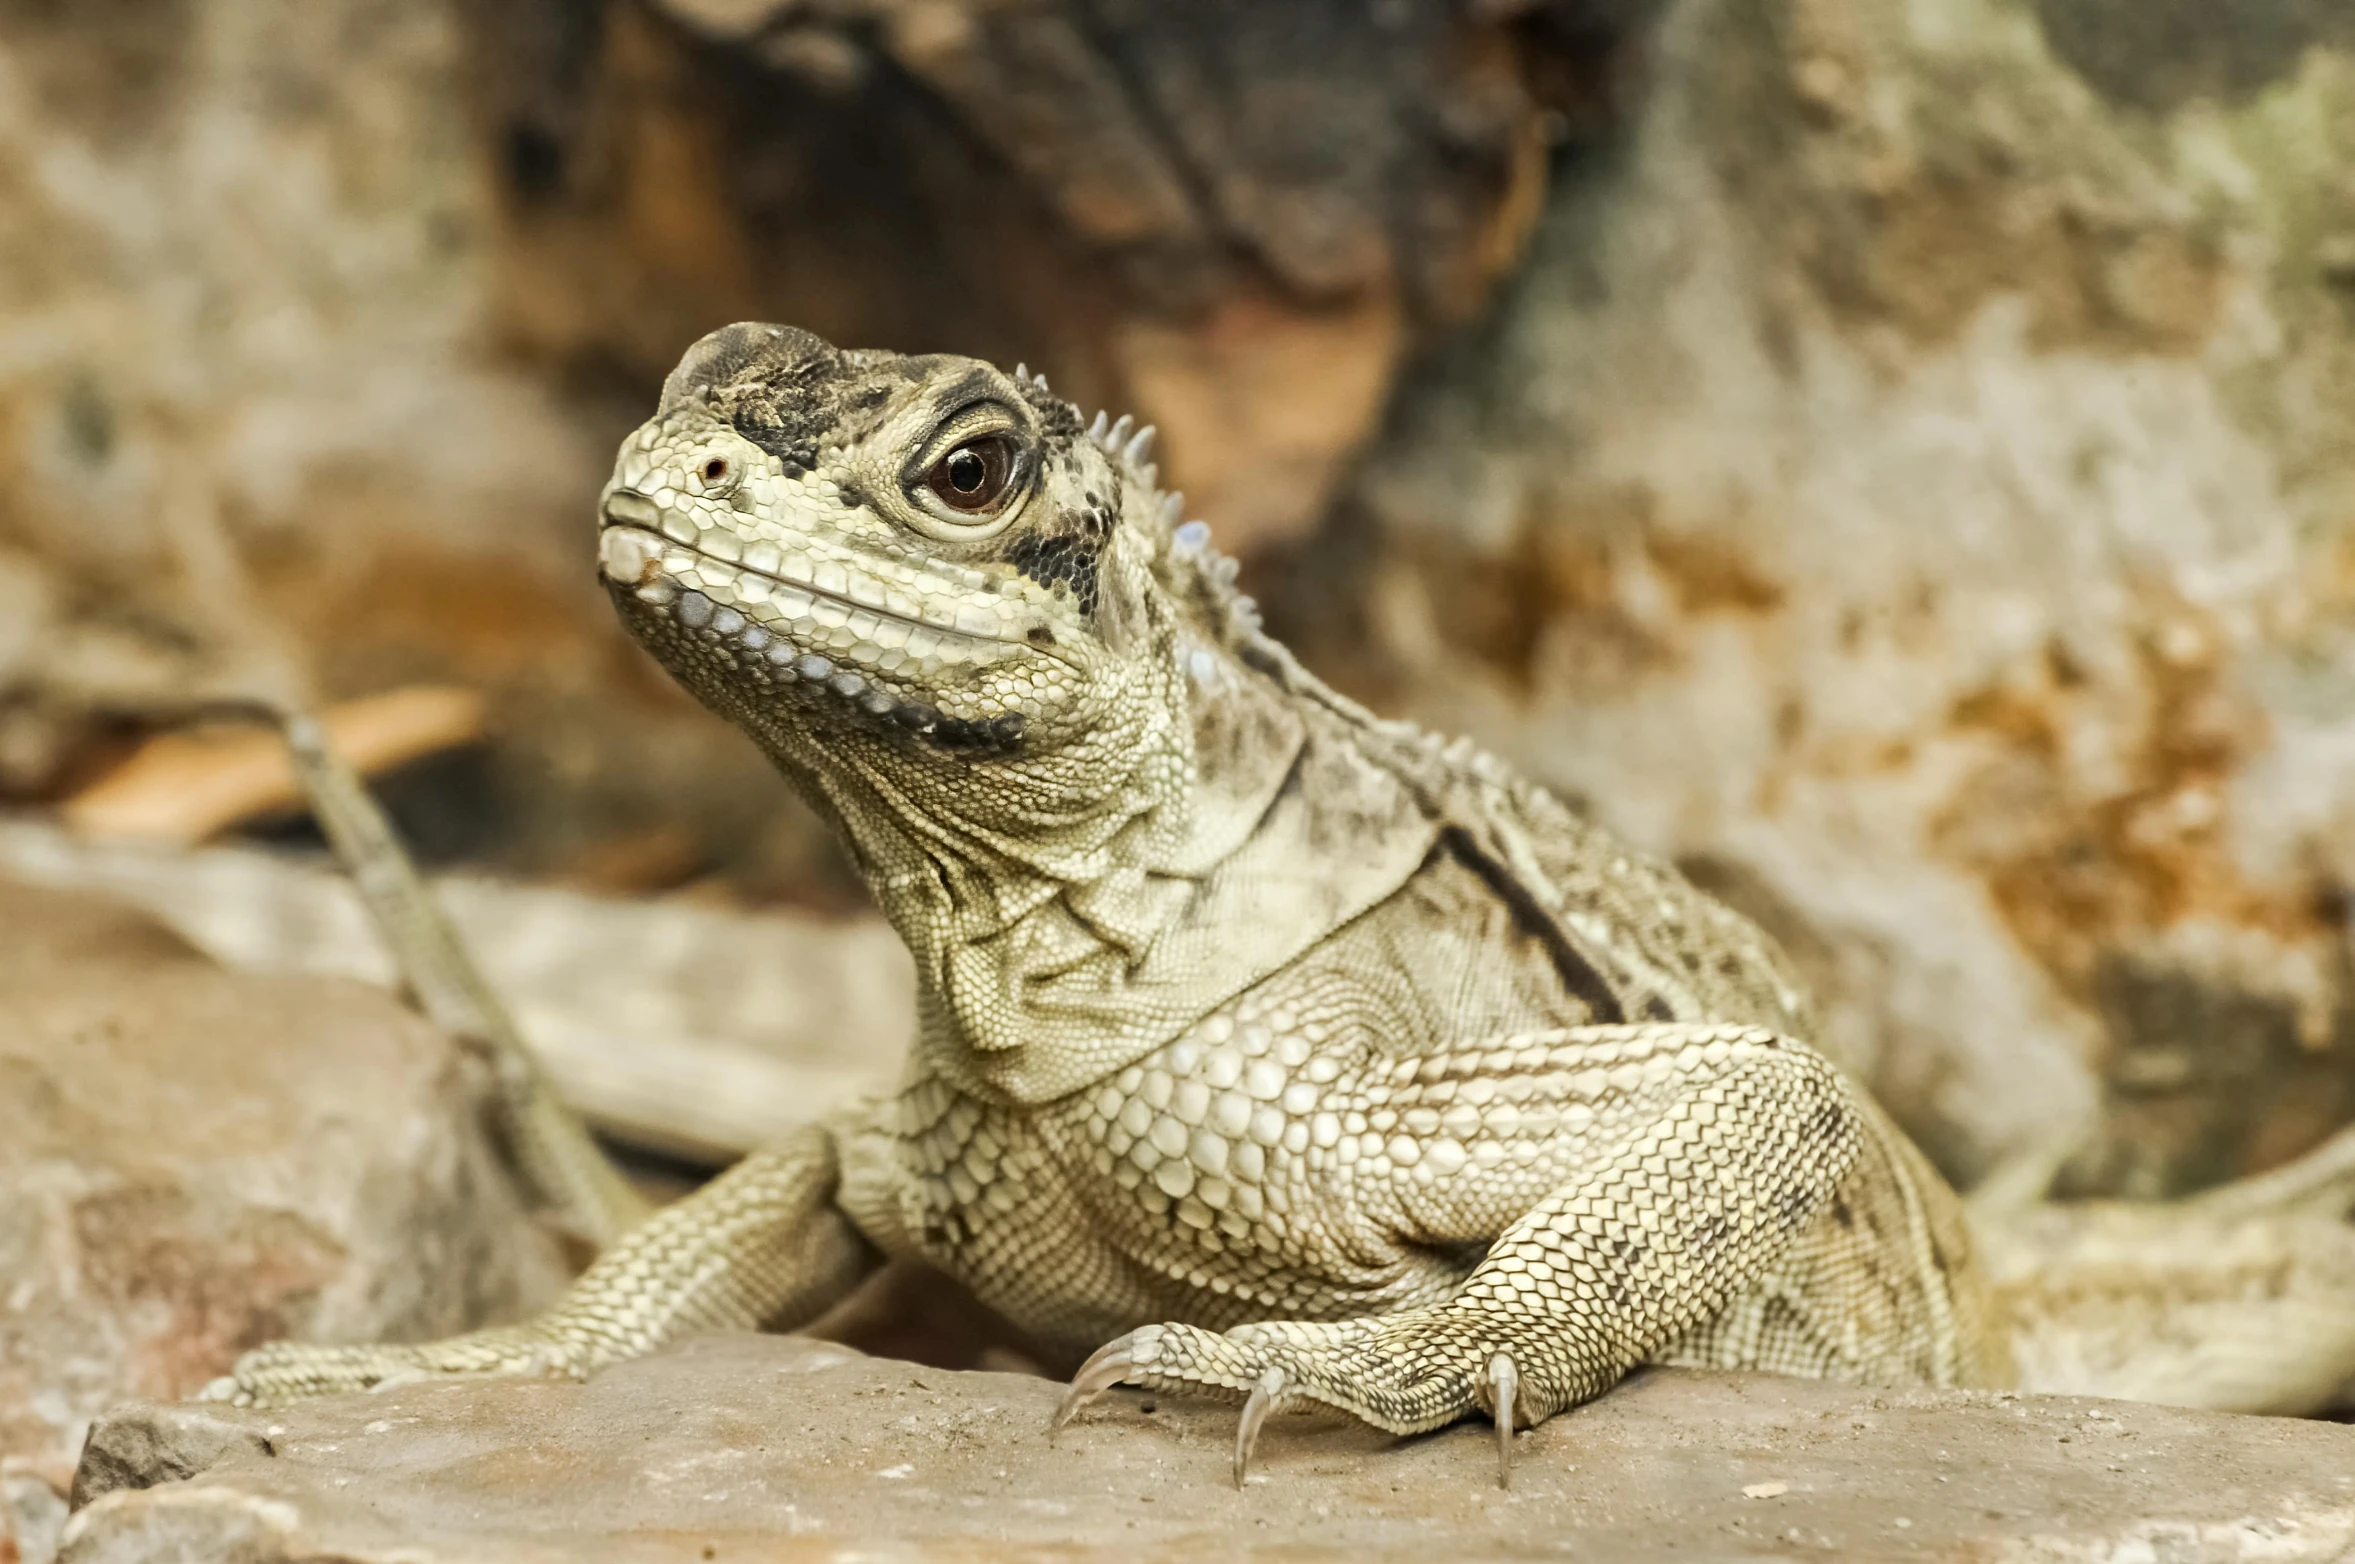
left=199, top=1329, right=593, bottom=1408
left=207, top=1342, right=409, bottom=1407
left=1233, top=1366, right=1289, bottom=1486
left=1051, top=1330, right=1150, bottom=1433
left=195, top=1374, right=249, bottom=1406
left=1053, top=1325, right=1306, bottom=1482
left=1054, top=1314, right=1512, bottom=1483
left=1485, top=1351, right=1520, bottom=1490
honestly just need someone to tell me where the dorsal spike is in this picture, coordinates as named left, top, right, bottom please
left=1108, top=414, right=1136, bottom=451
left=1013, top=362, right=1029, bottom=383
left=1086, top=409, right=1110, bottom=443
left=1122, top=424, right=1157, bottom=467
left=1157, top=492, right=1185, bottom=529
left=1032, top=372, right=1050, bottom=392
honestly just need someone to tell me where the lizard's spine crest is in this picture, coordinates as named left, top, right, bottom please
left=1078, top=398, right=1565, bottom=849
left=1055, top=385, right=1494, bottom=809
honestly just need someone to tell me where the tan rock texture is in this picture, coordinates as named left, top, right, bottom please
left=0, top=880, right=568, bottom=1559
left=62, top=1333, right=2355, bottom=1562
left=1296, top=0, right=2355, bottom=1193
left=0, top=822, right=915, bottom=1164
left=0, top=0, right=860, bottom=902
left=475, top=0, right=1643, bottom=554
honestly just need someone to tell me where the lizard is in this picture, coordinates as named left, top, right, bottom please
left=212, top=321, right=2355, bottom=1484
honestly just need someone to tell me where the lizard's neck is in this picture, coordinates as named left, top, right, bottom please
left=824, top=645, right=1195, bottom=905
left=773, top=646, right=1341, bottom=1102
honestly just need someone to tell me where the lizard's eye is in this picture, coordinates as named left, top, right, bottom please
left=925, top=437, right=1015, bottom=514
left=690, top=453, right=738, bottom=496
left=901, top=413, right=1032, bottom=539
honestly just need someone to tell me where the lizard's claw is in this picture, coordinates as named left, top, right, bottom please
left=1234, top=1366, right=1288, bottom=1487
left=1050, top=1337, right=1139, bottom=1435
left=1057, top=1315, right=1567, bottom=1486
left=1055, top=1333, right=1298, bottom=1486
left=1486, top=1351, right=1519, bottom=1490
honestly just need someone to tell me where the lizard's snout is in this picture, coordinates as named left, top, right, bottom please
left=598, top=511, right=664, bottom=586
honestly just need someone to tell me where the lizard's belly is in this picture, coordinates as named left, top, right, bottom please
left=886, top=1071, right=1172, bottom=1348
left=887, top=1036, right=1473, bottom=1354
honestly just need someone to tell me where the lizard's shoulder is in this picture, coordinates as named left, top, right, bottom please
left=1255, top=647, right=1814, bottom=1037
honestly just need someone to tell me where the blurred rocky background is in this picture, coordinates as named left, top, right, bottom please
left=11, top=0, right=2355, bottom=1191
left=5, top=0, right=2355, bottom=1550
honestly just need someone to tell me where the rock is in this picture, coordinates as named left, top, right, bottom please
left=62, top=1333, right=2355, bottom=1562
left=479, top=0, right=1650, bottom=554
left=0, top=879, right=570, bottom=1561
left=2, top=1462, right=70, bottom=1564
left=1296, top=0, right=2355, bottom=1195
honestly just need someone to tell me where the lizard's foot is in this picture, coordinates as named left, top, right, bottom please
left=200, top=1327, right=586, bottom=1408
left=1053, top=1315, right=1533, bottom=1488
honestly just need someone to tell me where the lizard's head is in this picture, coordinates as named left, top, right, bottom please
left=598, top=322, right=1243, bottom=832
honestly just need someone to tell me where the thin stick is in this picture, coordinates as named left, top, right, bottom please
left=141, top=434, right=649, bottom=1245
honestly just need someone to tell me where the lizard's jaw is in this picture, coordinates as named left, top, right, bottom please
left=598, top=514, right=1038, bottom=753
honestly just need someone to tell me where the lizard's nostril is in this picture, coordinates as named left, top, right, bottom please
left=603, top=488, right=661, bottom=528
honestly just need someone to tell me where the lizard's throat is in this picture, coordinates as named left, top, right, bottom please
left=854, top=668, right=1325, bottom=1100
left=793, top=737, right=1209, bottom=1085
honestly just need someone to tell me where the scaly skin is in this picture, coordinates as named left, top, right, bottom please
left=215, top=323, right=2355, bottom=1481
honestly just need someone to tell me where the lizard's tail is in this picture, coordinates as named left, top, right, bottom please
left=1973, top=1125, right=2355, bottom=1415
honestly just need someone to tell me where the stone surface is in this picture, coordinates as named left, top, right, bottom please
left=63, top=1332, right=2355, bottom=1562
left=0, top=879, right=569, bottom=1559
left=1297, top=0, right=2355, bottom=1194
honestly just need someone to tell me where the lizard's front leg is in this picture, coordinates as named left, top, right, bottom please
left=207, top=1121, right=878, bottom=1406
left=1055, top=1024, right=1862, bottom=1485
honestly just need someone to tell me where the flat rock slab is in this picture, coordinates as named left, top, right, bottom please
left=0, top=878, right=569, bottom=1559
left=65, top=1335, right=2355, bottom=1562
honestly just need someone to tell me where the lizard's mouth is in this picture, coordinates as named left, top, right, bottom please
left=599, top=520, right=1031, bottom=751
